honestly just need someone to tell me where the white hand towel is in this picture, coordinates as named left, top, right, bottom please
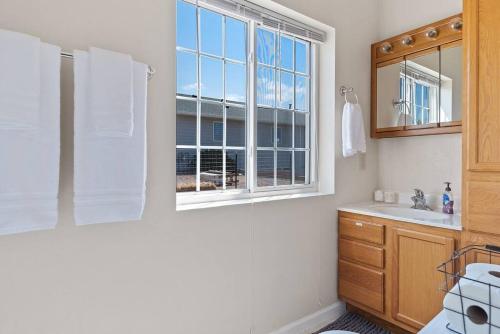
left=342, top=102, right=366, bottom=157
left=89, top=47, right=134, bottom=137
left=74, top=50, right=147, bottom=225
left=0, top=29, right=41, bottom=129
left=0, top=43, right=61, bottom=235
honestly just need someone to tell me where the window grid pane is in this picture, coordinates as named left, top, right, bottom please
left=176, top=51, right=198, bottom=97
left=176, top=99, right=197, bottom=145
left=176, top=148, right=197, bottom=192
left=176, top=0, right=197, bottom=51
left=176, top=1, right=247, bottom=193
left=226, top=150, right=246, bottom=189
left=200, top=8, right=223, bottom=57
left=257, top=150, right=275, bottom=187
left=200, top=149, right=223, bottom=191
left=256, top=28, right=311, bottom=188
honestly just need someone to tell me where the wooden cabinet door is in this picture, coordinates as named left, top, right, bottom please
left=392, top=228, right=455, bottom=329
left=463, top=0, right=500, bottom=234
left=464, top=0, right=500, bottom=171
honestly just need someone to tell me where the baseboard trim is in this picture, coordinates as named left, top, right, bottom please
left=268, top=301, right=346, bottom=334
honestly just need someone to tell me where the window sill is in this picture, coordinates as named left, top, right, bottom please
left=176, top=190, right=331, bottom=211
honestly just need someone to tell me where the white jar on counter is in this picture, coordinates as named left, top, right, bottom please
left=374, top=190, right=384, bottom=202
left=384, top=191, right=398, bottom=203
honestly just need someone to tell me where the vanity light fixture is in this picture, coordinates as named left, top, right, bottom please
left=401, top=35, right=414, bottom=46
left=426, top=28, right=439, bottom=39
left=380, top=42, right=393, bottom=54
left=451, top=20, right=463, bottom=31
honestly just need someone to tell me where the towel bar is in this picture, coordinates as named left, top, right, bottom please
left=60, top=51, right=156, bottom=80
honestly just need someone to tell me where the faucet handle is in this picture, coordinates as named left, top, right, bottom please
left=413, top=188, right=424, bottom=198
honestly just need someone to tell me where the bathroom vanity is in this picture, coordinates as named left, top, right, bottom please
left=337, top=204, right=461, bottom=333
left=346, top=0, right=500, bottom=332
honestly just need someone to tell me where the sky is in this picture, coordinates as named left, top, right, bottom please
left=175, top=0, right=310, bottom=111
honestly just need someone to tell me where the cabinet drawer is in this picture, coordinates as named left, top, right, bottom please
left=339, top=217, right=385, bottom=245
left=339, top=238, right=384, bottom=269
left=339, top=260, right=384, bottom=313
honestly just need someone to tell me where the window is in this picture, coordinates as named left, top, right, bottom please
left=176, top=0, right=318, bottom=201
left=176, top=1, right=247, bottom=193
left=399, top=62, right=439, bottom=126
left=414, top=83, right=431, bottom=124
left=213, top=122, right=223, bottom=142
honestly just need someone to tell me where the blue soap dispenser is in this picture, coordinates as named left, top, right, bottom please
left=442, top=182, right=454, bottom=214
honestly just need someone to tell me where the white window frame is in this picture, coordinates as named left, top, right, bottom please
left=399, top=68, right=439, bottom=126
left=176, top=1, right=320, bottom=208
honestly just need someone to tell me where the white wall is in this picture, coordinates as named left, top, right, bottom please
left=0, top=0, right=379, bottom=333
left=377, top=0, right=463, bottom=198
left=378, top=0, right=462, bottom=38
left=378, top=134, right=462, bottom=202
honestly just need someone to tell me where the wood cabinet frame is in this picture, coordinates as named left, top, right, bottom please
left=371, top=14, right=463, bottom=138
left=463, top=0, right=500, bottom=171
left=462, top=0, right=500, bottom=244
left=338, top=211, right=460, bottom=333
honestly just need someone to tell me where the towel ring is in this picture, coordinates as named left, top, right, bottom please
left=339, top=85, right=359, bottom=104
left=345, top=91, right=359, bottom=104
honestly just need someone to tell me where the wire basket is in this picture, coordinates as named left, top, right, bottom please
left=437, top=244, right=500, bottom=334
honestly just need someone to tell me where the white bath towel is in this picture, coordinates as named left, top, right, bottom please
left=342, top=102, right=366, bottom=157
left=0, top=43, right=61, bottom=235
left=89, top=47, right=134, bottom=137
left=74, top=50, right=147, bottom=226
left=0, top=29, right=41, bottom=129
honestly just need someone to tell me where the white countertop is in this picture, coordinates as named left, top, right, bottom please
left=338, top=202, right=462, bottom=231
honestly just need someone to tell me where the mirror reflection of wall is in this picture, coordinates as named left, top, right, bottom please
left=377, top=61, right=406, bottom=128
left=405, top=51, right=440, bottom=127
left=440, top=44, right=462, bottom=123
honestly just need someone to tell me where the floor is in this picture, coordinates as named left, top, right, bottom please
left=315, top=312, right=392, bottom=334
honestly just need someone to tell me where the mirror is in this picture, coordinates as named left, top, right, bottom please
left=371, top=14, right=462, bottom=138
left=440, top=44, right=463, bottom=124
left=375, top=46, right=462, bottom=131
left=377, top=60, right=406, bottom=129
left=405, top=50, right=440, bottom=127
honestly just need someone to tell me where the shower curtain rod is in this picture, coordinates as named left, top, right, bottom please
left=60, top=51, right=156, bottom=80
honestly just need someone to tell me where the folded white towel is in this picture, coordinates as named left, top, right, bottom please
left=0, top=29, right=41, bottom=129
left=74, top=50, right=147, bottom=225
left=0, top=43, right=61, bottom=235
left=342, top=102, right=366, bottom=157
left=89, top=47, right=134, bottom=137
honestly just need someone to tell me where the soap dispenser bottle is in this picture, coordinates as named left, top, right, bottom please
left=442, top=182, right=454, bottom=214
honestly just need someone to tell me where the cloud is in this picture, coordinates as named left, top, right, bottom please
left=226, top=94, right=246, bottom=102
left=257, top=74, right=308, bottom=109
left=182, top=83, right=199, bottom=92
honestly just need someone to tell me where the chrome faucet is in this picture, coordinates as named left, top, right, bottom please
left=411, top=189, right=432, bottom=211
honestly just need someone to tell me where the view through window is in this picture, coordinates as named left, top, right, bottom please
left=176, top=0, right=313, bottom=195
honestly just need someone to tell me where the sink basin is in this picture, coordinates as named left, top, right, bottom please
left=369, top=205, right=450, bottom=220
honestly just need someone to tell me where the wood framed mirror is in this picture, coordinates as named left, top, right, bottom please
left=371, top=14, right=463, bottom=138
